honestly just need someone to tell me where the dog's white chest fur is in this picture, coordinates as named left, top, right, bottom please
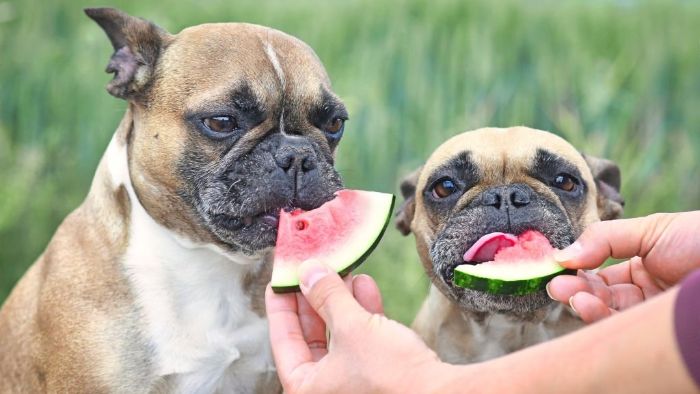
left=123, top=205, right=274, bottom=393
left=417, top=286, right=581, bottom=364
left=107, top=137, right=275, bottom=393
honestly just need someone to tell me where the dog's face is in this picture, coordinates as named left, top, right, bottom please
left=396, top=127, right=623, bottom=314
left=88, top=9, right=345, bottom=255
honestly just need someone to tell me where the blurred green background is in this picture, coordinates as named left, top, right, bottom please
left=1, top=0, right=698, bottom=324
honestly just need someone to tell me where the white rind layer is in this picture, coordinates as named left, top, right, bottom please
left=455, top=257, right=565, bottom=281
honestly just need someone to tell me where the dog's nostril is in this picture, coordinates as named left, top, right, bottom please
left=482, top=191, right=501, bottom=208
left=275, top=150, right=317, bottom=173
left=301, top=157, right=316, bottom=171
left=510, top=190, right=530, bottom=207
left=275, top=153, right=294, bottom=170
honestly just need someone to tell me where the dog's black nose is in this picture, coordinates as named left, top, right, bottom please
left=481, top=184, right=531, bottom=209
left=482, top=189, right=502, bottom=208
left=509, top=187, right=530, bottom=207
left=274, top=136, right=317, bottom=174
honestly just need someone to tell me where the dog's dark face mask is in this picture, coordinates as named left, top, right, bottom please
left=395, top=129, right=624, bottom=315
left=168, top=62, right=348, bottom=256
left=87, top=9, right=347, bottom=255
left=425, top=150, right=580, bottom=313
left=183, top=124, right=344, bottom=255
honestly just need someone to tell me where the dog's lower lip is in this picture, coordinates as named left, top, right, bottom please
left=261, top=214, right=279, bottom=227
left=212, top=214, right=242, bottom=230
left=213, top=211, right=280, bottom=229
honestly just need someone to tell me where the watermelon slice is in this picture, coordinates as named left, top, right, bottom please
left=271, top=189, right=395, bottom=293
left=454, top=230, right=572, bottom=295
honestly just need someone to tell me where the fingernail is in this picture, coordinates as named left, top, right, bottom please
left=554, top=242, right=583, bottom=263
left=568, top=295, right=579, bottom=316
left=545, top=282, right=556, bottom=301
left=298, top=259, right=330, bottom=291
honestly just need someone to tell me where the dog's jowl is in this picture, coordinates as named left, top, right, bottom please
left=0, top=8, right=348, bottom=393
left=396, top=127, right=623, bottom=364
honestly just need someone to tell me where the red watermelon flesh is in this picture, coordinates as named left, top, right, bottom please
left=271, top=189, right=395, bottom=293
left=463, top=230, right=555, bottom=264
left=455, top=230, right=568, bottom=294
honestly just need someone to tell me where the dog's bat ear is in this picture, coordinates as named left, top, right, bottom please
left=582, top=154, right=624, bottom=221
left=395, top=166, right=423, bottom=235
left=84, top=8, right=171, bottom=100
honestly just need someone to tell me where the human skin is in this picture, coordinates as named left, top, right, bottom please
left=266, top=267, right=696, bottom=393
left=547, top=211, right=700, bottom=323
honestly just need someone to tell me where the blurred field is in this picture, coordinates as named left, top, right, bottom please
left=1, top=0, right=699, bottom=324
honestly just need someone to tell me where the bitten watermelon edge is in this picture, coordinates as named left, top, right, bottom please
left=271, top=190, right=395, bottom=294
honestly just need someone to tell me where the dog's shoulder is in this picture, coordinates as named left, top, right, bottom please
left=0, top=257, right=44, bottom=392
left=0, top=203, right=154, bottom=392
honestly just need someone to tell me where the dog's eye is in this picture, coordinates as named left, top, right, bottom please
left=432, top=178, right=458, bottom=199
left=552, top=173, right=578, bottom=192
left=325, top=117, right=345, bottom=135
left=202, top=116, right=238, bottom=135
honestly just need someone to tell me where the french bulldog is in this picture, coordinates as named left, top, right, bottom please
left=0, top=7, right=349, bottom=393
left=395, top=127, right=624, bottom=363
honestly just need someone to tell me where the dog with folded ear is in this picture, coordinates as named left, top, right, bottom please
left=0, top=7, right=352, bottom=393
left=395, top=127, right=624, bottom=363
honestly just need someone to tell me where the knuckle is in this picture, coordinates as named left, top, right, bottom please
left=641, top=213, right=673, bottom=255
left=591, top=282, right=609, bottom=301
left=645, top=212, right=668, bottom=223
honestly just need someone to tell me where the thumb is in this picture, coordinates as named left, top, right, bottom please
left=553, top=214, right=674, bottom=270
left=298, top=260, right=368, bottom=331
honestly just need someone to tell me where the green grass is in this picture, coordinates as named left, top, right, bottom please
left=1, top=0, right=699, bottom=324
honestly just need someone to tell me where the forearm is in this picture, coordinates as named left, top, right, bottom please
left=438, top=288, right=696, bottom=393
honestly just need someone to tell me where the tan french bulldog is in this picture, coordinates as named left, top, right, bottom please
left=0, top=8, right=350, bottom=393
left=395, top=127, right=624, bottom=364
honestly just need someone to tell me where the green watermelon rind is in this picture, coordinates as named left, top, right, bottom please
left=453, top=266, right=575, bottom=296
left=271, top=194, right=396, bottom=294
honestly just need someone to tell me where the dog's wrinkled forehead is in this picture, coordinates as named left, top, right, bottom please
left=153, top=23, right=332, bottom=112
left=418, top=127, right=597, bottom=195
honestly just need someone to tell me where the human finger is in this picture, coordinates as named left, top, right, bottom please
left=607, top=283, right=645, bottom=310
left=265, top=285, right=313, bottom=383
left=547, top=270, right=612, bottom=304
left=597, top=258, right=666, bottom=297
left=547, top=274, right=593, bottom=303
left=296, top=292, right=328, bottom=361
left=352, top=274, right=384, bottom=315
left=554, top=214, right=675, bottom=269
left=569, top=291, right=615, bottom=323
left=298, top=260, right=367, bottom=331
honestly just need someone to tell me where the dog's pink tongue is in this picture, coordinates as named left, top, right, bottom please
left=463, top=232, right=518, bottom=263
left=463, top=230, right=555, bottom=263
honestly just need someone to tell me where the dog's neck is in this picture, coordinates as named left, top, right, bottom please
left=416, top=285, right=582, bottom=364
left=96, top=111, right=276, bottom=391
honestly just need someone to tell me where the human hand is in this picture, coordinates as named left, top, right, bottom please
left=547, top=211, right=700, bottom=323
left=265, top=261, right=446, bottom=394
